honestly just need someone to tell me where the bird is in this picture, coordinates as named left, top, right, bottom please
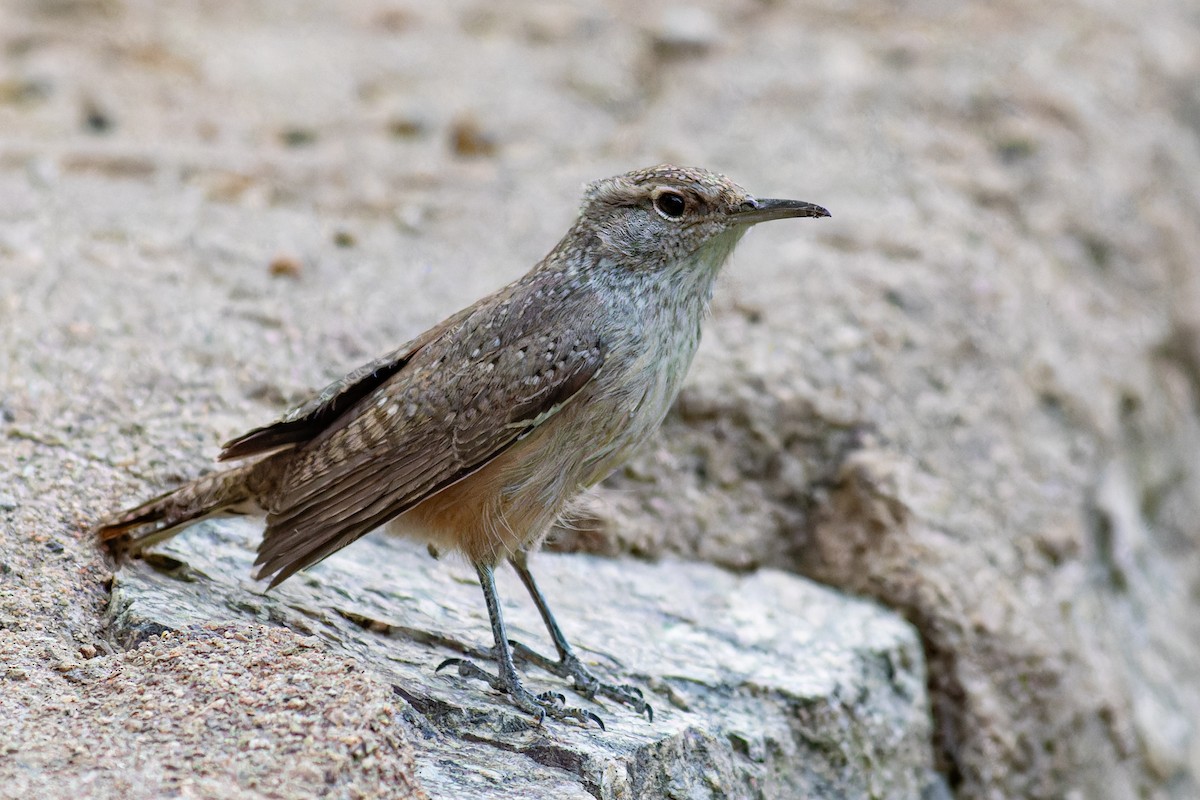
left=95, top=164, right=829, bottom=727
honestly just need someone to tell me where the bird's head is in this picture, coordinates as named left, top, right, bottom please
left=574, top=165, right=829, bottom=275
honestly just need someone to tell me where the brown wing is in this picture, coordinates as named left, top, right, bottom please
left=218, top=306, right=475, bottom=462
left=254, top=326, right=605, bottom=587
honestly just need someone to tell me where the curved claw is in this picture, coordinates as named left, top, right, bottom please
left=586, top=679, right=653, bottom=721
left=548, top=703, right=605, bottom=730
left=508, top=639, right=653, bottom=723
left=433, top=654, right=603, bottom=729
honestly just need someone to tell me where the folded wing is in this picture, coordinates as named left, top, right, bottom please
left=219, top=306, right=475, bottom=461
left=254, top=326, right=606, bottom=587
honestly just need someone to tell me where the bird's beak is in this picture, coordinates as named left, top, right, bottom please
left=734, top=198, right=831, bottom=225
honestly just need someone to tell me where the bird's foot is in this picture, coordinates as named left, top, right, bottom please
left=436, top=657, right=605, bottom=729
left=509, top=641, right=653, bottom=722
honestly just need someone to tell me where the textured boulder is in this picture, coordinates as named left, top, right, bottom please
left=105, top=520, right=935, bottom=799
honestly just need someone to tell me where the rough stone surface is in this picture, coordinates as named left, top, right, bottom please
left=3, top=1, right=1200, bottom=799
left=102, top=520, right=934, bottom=799
left=3, top=621, right=426, bottom=800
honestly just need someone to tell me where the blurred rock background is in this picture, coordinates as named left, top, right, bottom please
left=2, top=1, right=1199, bottom=798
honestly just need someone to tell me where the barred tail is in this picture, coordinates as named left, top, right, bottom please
left=94, top=461, right=269, bottom=556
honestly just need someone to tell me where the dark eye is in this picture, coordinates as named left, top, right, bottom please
left=653, top=191, right=687, bottom=219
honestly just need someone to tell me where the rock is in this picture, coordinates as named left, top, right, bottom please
left=267, top=252, right=304, bottom=278
left=6, top=621, right=428, bottom=800
left=106, top=519, right=937, bottom=800
left=651, top=7, right=721, bottom=58
left=448, top=116, right=498, bottom=158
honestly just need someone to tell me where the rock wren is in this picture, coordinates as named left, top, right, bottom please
left=96, top=165, right=829, bottom=726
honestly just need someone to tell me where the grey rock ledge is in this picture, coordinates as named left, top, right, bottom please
left=106, top=518, right=938, bottom=799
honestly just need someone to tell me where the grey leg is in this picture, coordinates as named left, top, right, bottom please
left=437, top=560, right=603, bottom=728
left=508, top=551, right=652, bottom=722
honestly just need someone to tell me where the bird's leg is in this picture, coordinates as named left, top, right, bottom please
left=437, top=560, right=603, bottom=728
left=507, top=552, right=652, bottom=721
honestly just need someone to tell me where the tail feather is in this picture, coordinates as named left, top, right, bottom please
left=95, top=462, right=266, bottom=556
